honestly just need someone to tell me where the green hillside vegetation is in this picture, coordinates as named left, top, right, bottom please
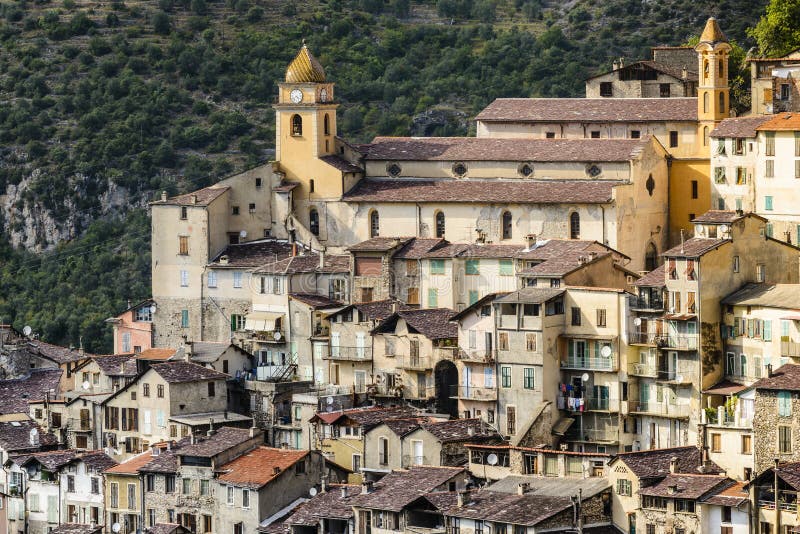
left=0, top=0, right=779, bottom=352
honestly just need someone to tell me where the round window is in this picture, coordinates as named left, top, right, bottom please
left=386, top=163, right=402, bottom=177
left=518, top=163, right=534, bottom=177
left=586, top=164, right=602, bottom=178
left=452, top=162, right=468, bottom=177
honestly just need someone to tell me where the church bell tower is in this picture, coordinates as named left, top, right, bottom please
left=695, top=17, right=731, bottom=147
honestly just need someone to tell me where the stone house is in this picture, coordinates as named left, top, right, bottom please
left=309, top=406, right=417, bottom=478
left=606, top=446, right=723, bottom=533
left=106, top=299, right=155, bottom=354
left=391, top=238, right=446, bottom=306
left=103, top=449, right=160, bottom=534
left=751, top=363, right=800, bottom=472
left=750, top=461, right=800, bottom=534
left=215, top=447, right=326, bottom=534
left=749, top=48, right=800, bottom=115
left=363, top=418, right=499, bottom=473
left=266, top=483, right=363, bottom=534
left=347, top=237, right=413, bottom=304
left=370, top=309, right=459, bottom=413
left=709, top=116, right=770, bottom=213
left=101, top=361, right=229, bottom=459
left=72, top=354, right=139, bottom=393
left=61, top=451, right=118, bottom=526
left=585, top=47, right=698, bottom=99
left=185, top=341, right=252, bottom=376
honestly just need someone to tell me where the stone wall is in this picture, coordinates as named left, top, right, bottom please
left=753, top=389, right=800, bottom=472
left=536, top=491, right=612, bottom=530
left=152, top=296, right=250, bottom=349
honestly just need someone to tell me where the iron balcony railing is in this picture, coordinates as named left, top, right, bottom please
left=398, top=355, right=433, bottom=370
left=630, top=362, right=658, bottom=377
left=628, top=400, right=691, bottom=418
left=324, top=346, right=373, bottom=361
left=628, top=295, right=664, bottom=311
left=656, top=334, right=699, bottom=350
left=561, top=355, right=617, bottom=371
left=449, top=385, right=497, bottom=401
left=628, top=331, right=660, bottom=345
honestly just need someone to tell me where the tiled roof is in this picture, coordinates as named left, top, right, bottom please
left=145, top=524, right=188, bottom=534
left=188, top=342, right=239, bottom=364
left=758, top=112, right=800, bottom=131
left=218, top=447, right=309, bottom=489
left=662, top=237, right=729, bottom=258
left=176, top=427, right=254, bottom=458
left=421, top=418, right=500, bottom=443
left=49, top=524, right=103, bottom=534
left=638, top=474, right=732, bottom=500
left=751, top=363, right=800, bottom=391
left=701, top=481, right=749, bottom=506
left=721, top=283, right=800, bottom=309
left=516, top=239, right=622, bottom=260
left=711, top=116, right=771, bottom=138
left=0, top=369, right=63, bottom=414
left=0, top=420, right=58, bottom=452
left=587, top=60, right=697, bottom=83
left=352, top=300, right=414, bottom=321
left=153, top=186, right=229, bottom=206
left=435, top=490, right=571, bottom=526
left=771, top=462, right=800, bottom=490
left=518, top=252, right=610, bottom=277
left=320, top=155, right=362, bottom=173
left=286, top=485, right=362, bottom=525
left=342, top=179, right=621, bottom=204
left=139, top=445, right=182, bottom=474
left=488, top=475, right=610, bottom=498
left=93, top=354, right=138, bottom=377
left=362, top=137, right=651, bottom=162
left=273, top=182, right=300, bottom=193
left=612, top=446, right=723, bottom=479
left=28, top=340, right=92, bottom=364
left=691, top=210, right=744, bottom=224
left=312, top=406, right=417, bottom=429
left=423, top=243, right=522, bottom=259
left=150, top=361, right=228, bottom=383
left=209, top=240, right=295, bottom=268
left=633, top=264, right=666, bottom=287
left=289, top=293, right=344, bottom=309
left=375, top=308, right=458, bottom=340
left=475, top=98, right=697, bottom=123
left=72, top=450, right=118, bottom=471
left=137, top=348, right=176, bottom=361
left=14, top=449, right=82, bottom=470
left=393, top=238, right=447, bottom=259
left=105, top=448, right=165, bottom=475
left=494, top=288, right=565, bottom=304
left=379, top=418, right=428, bottom=436
left=254, top=253, right=350, bottom=275
left=347, top=237, right=412, bottom=252
left=351, top=466, right=465, bottom=511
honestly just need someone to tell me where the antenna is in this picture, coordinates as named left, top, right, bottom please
left=486, top=453, right=498, bottom=466
left=309, top=487, right=318, bottom=497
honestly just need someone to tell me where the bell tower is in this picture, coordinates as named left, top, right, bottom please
left=695, top=17, right=731, bottom=145
left=274, top=44, right=339, bottom=178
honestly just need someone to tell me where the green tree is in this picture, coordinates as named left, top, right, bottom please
left=749, top=0, right=800, bottom=56
left=152, top=11, right=171, bottom=34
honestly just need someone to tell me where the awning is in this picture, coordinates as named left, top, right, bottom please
left=664, top=313, right=697, bottom=320
left=551, top=417, right=575, bottom=436
left=703, top=380, right=749, bottom=396
left=245, top=312, right=283, bottom=331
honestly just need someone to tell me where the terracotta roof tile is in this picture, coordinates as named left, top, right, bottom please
left=711, top=116, right=772, bottom=138
left=420, top=418, right=500, bottom=443
left=662, top=237, right=729, bottom=258
left=137, top=348, right=176, bottom=361
left=254, top=253, right=350, bottom=275
left=312, top=406, right=417, bottom=429
left=351, top=466, right=465, bottom=511
left=633, top=264, right=666, bottom=287
left=328, top=300, right=413, bottom=323
left=105, top=449, right=158, bottom=475
left=285, top=485, right=362, bottom=525
left=93, top=354, right=138, bottom=377
left=14, top=449, right=82, bottom=470
left=290, top=293, right=343, bottom=309
left=343, top=179, right=621, bottom=204
left=72, top=450, right=118, bottom=471
left=691, top=210, right=744, bottom=224
left=347, top=237, right=413, bottom=252
left=176, top=427, right=254, bottom=458
left=362, top=137, right=651, bottom=162
left=752, top=363, right=800, bottom=391
left=150, top=361, right=228, bottom=383
left=218, top=447, right=309, bottom=489
left=0, top=420, right=58, bottom=453
left=153, top=186, right=230, bottom=206
left=701, top=480, right=749, bottom=506
left=145, top=524, right=189, bottom=534
left=434, top=490, right=571, bottom=526
left=27, top=340, right=93, bottom=364
left=758, top=112, right=800, bottom=131
left=423, top=243, right=521, bottom=259
left=475, top=98, right=697, bottom=123
left=49, top=525, right=103, bottom=534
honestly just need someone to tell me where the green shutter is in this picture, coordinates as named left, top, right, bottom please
left=231, top=314, right=238, bottom=332
left=765, top=320, right=773, bottom=342
left=499, top=259, right=513, bottom=276
left=466, top=260, right=479, bottom=275
left=469, top=291, right=479, bottom=305
left=428, top=289, right=438, bottom=308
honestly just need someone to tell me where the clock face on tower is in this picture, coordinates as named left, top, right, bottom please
left=290, top=89, right=303, bottom=104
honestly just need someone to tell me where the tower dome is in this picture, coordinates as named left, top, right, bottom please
left=285, top=44, right=326, bottom=83
left=698, top=17, right=728, bottom=45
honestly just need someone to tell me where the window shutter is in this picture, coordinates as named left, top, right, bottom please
left=568, top=342, right=574, bottom=359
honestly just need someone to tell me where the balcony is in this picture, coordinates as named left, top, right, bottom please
left=249, top=330, right=285, bottom=343
left=561, top=355, right=617, bottom=371
left=565, top=427, right=620, bottom=443
left=630, top=363, right=658, bottom=377
left=758, top=489, right=798, bottom=512
left=323, top=346, right=373, bottom=361
left=628, top=331, right=659, bottom=346
left=402, top=455, right=430, bottom=468
left=629, top=400, right=691, bottom=419
left=457, top=349, right=496, bottom=364
left=403, top=385, right=436, bottom=400
left=433, top=347, right=459, bottom=361
left=628, top=295, right=664, bottom=312
left=560, top=396, right=619, bottom=413
left=782, top=340, right=800, bottom=357
left=398, top=355, right=433, bottom=370
left=450, top=385, right=497, bottom=401
left=312, top=325, right=330, bottom=338
left=656, top=334, right=698, bottom=351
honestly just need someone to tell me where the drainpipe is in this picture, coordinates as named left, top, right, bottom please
left=665, top=156, right=673, bottom=247
left=600, top=205, right=607, bottom=246
left=775, top=458, right=781, bottom=534
left=493, top=303, right=500, bottom=425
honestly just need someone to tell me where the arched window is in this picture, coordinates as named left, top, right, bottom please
left=703, top=60, right=709, bottom=80
left=719, top=58, right=724, bottom=78
left=703, top=92, right=709, bottom=113
left=502, top=211, right=512, bottom=240
left=291, top=115, right=302, bottom=136
left=645, top=243, right=658, bottom=271
left=435, top=211, right=445, bottom=238
left=370, top=211, right=380, bottom=238
left=569, top=212, right=580, bottom=239
left=324, top=114, right=330, bottom=136
left=719, top=92, right=725, bottom=113
left=309, top=208, right=320, bottom=236
left=703, top=126, right=709, bottom=147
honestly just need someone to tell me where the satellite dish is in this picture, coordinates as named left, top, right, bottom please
left=309, top=487, right=318, bottom=497
left=82, top=381, right=91, bottom=390
left=150, top=304, right=157, bottom=314
left=720, top=225, right=729, bottom=234
left=239, top=230, right=247, bottom=239
left=676, top=375, right=684, bottom=383
left=486, top=453, right=498, bottom=466
left=600, top=345, right=612, bottom=358
left=326, top=396, right=334, bottom=405
left=325, top=406, right=334, bottom=413
left=633, top=318, right=642, bottom=326
left=112, top=524, right=121, bottom=533
left=22, top=326, right=32, bottom=337
left=273, top=332, right=282, bottom=341
left=581, top=373, right=590, bottom=382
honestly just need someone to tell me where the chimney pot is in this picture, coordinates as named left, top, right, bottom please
left=767, top=363, right=774, bottom=377
left=273, top=466, right=281, bottom=475
left=667, top=484, right=678, bottom=495
left=457, top=490, right=467, bottom=507
left=517, top=483, right=528, bottom=495
left=341, top=486, right=347, bottom=499
left=669, top=457, right=678, bottom=473
left=161, top=191, right=167, bottom=201
left=361, top=480, right=374, bottom=494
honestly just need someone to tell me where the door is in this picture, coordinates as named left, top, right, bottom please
left=143, top=410, right=152, bottom=435
left=356, top=332, right=365, bottom=359
left=668, top=352, right=678, bottom=380
left=417, top=372, right=427, bottom=398
left=574, top=341, right=586, bottom=366
left=640, top=382, right=649, bottom=411
left=355, top=371, right=366, bottom=394
left=594, top=385, right=609, bottom=410
left=413, top=440, right=424, bottom=465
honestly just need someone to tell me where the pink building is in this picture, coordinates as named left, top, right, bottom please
left=106, top=300, right=154, bottom=354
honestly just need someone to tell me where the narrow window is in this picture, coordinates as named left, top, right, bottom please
left=435, top=211, right=445, bottom=238
left=370, top=211, right=379, bottom=238
left=502, top=211, right=512, bottom=239
left=691, top=180, right=698, bottom=199
left=309, top=208, right=320, bottom=236
left=569, top=212, right=580, bottom=239
left=291, top=115, right=302, bottom=136
left=324, top=114, right=330, bottom=135
left=719, top=92, right=725, bottom=113
left=669, top=130, right=678, bottom=147
left=180, top=206, right=187, bottom=220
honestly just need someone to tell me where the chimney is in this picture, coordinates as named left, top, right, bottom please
left=249, top=424, right=259, bottom=438
left=361, top=480, right=374, bottom=494
left=767, top=363, right=774, bottom=377
left=273, top=466, right=281, bottom=475
left=292, top=243, right=298, bottom=257
left=340, top=486, right=347, bottom=498
left=457, top=490, right=467, bottom=507
left=191, top=194, right=197, bottom=204
left=517, top=483, right=528, bottom=495
left=612, top=60, right=619, bottom=71
left=669, top=457, right=678, bottom=473
left=391, top=301, right=399, bottom=314
left=682, top=66, right=688, bottom=80
left=467, top=426, right=475, bottom=436
left=161, top=191, right=167, bottom=201
left=525, top=234, right=537, bottom=249
left=167, top=441, right=172, bottom=451
left=207, top=418, right=215, bottom=437
left=667, top=485, right=678, bottom=495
